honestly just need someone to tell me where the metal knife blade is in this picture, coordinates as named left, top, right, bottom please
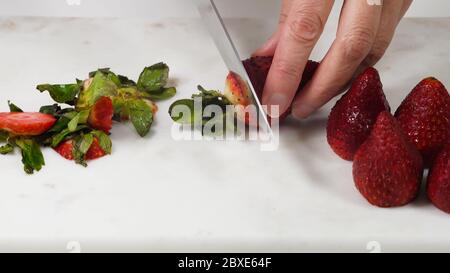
left=196, top=0, right=273, bottom=137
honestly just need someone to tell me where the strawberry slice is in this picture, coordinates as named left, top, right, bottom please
left=54, top=137, right=106, bottom=161
left=88, top=96, right=114, bottom=133
left=0, top=112, right=56, bottom=136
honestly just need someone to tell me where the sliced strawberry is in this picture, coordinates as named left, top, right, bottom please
left=88, top=96, right=114, bottom=133
left=0, top=112, right=56, bottom=136
left=224, top=71, right=252, bottom=106
left=54, top=139, right=75, bottom=160
left=85, top=137, right=106, bottom=160
left=54, top=137, right=106, bottom=161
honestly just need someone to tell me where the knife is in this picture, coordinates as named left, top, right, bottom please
left=195, top=0, right=274, bottom=137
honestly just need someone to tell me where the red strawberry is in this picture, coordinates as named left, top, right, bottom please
left=224, top=57, right=318, bottom=124
left=0, top=112, right=56, bottom=136
left=54, top=139, right=75, bottom=160
left=242, top=56, right=319, bottom=100
left=54, top=137, right=106, bottom=161
left=88, top=96, right=114, bottom=133
left=353, top=111, right=423, bottom=207
left=224, top=72, right=258, bottom=126
left=427, top=143, right=450, bottom=214
left=224, top=71, right=252, bottom=106
left=84, top=137, right=106, bottom=160
left=395, top=77, right=450, bottom=166
left=327, top=67, right=390, bottom=161
left=242, top=56, right=273, bottom=100
left=242, top=57, right=319, bottom=118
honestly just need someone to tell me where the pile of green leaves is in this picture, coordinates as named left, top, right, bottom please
left=0, top=63, right=176, bottom=174
left=169, top=85, right=237, bottom=135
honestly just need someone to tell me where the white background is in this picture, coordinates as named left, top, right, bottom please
left=0, top=0, right=449, bottom=18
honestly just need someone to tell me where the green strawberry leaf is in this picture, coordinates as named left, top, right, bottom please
left=137, top=62, right=169, bottom=93
left=36, top=83, right=80, bottom=104
left=76, top=70, right=118, bottom=110
left=8, top=101, right=23, bottom=112
left=91, top=130, right=112, bottom=154
left=39, top=104, right=62, bottom=115
left=118, top=75, right=137, bottom=87
left=67, top=110, right=90, bottom=132
left=126, top=99, right=153, bottom=137
left=169, top=85, right=232, bottom=126
left=72, top=134, right=93, bottom=167
left=51, top=125, right=88, bottom=147
left=147, top=87, right=177, bottom=101
left=0, top=143, right=14, bottom=155
left=15, top=138, right=45, bottom=174
left=0, top=131, right=8, bottom=142
left=78, top=133, right=94, bottom=154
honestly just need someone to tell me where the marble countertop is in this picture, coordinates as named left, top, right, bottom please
left=0, top=16, right=449, bottom=252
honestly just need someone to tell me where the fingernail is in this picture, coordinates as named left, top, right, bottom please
left=266, top=93, right=289, bottom=118
left=292, top=103, right=315, bottom=119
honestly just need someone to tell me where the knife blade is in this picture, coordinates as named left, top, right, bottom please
left=195, top=0, right=273, bottom=137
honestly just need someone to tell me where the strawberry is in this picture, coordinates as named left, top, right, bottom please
left=353, top=111, right=423, bottom=207
left=427, top=143, right=450, bottom=214
left=54, top=137, right=106, bottom=161
left=0, top=112, right=56, bottom=136
left=242, top=56, right=319, bottom=100
left=242, top=56, right=319, bottom=118
left=54, top=139, right=75, bottom=160
left=242, top=56, right=273, bottom=99
left=327, top=67, right=390, bottom=161
left=85, top=137, right=106, bottom=160
left=224, top=71, right=252, bottom=106
left=395, top=77, right=450, bottom=166
left=88, top=96, right=114, bottom=133
left=224, top=72, right=258, bottom=126
left=224, top=57, right=319, bottom=125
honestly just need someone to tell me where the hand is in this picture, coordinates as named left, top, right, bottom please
left=254, top=0, right=412, bottom=119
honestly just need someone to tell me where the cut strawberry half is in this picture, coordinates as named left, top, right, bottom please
left=88, top=96, right=114, bottom=133
left=0, top=112, right=56, bottom=136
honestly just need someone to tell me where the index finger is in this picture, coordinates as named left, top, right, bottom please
left=262, top=0, right=334, bottom=117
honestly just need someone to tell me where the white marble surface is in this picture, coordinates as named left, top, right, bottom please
left=0, top=16, right=449, bottom=252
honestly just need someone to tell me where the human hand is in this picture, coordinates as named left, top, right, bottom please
left=254, top=0, right=412, bottom=119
